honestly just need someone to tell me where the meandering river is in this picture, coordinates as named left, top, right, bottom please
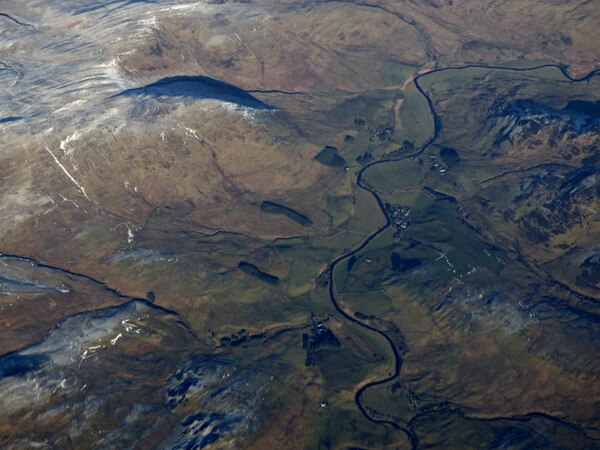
left=325, top=63, right=600, bottom=448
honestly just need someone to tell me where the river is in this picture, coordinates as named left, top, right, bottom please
left=325, top=62, right=600, bottom=449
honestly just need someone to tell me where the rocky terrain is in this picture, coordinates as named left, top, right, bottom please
left=1, top=0, right=599, bottom=449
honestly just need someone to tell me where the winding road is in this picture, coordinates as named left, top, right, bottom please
left=325, top=62, right=600, bottom=448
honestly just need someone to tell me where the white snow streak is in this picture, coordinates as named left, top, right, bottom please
left=45, top=147, right=91, bottom=202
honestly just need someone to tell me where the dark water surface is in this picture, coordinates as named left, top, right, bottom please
left=117, top=75, right=272, bottom=109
